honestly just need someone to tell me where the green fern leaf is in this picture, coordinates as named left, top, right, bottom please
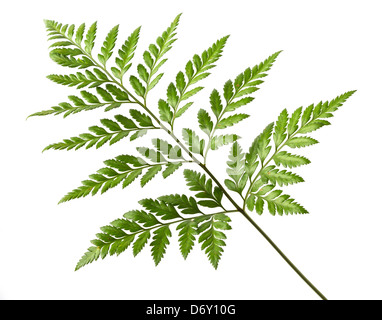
left=261, top=191, right=308, bottom=216
left=140, top=165, right=162, bottom=187
left=224, top=51, right=282, bottom=112
left=273, top=109, right=288, bottom=148
left=98, top=25, right=119, bottom=65
left=193, top=36, right=229, bottom=75
left=183, top=169, right=224, bottom=208
left=114, top=26, right=141, bottom=80
left=47, top=69, right=110, bottom=89
left=133, top=231, right=151, bottom=256
left=43, top=115, right=156, bottom=151
left=129, top=75, right=146, bottom=97
left=273, top=151, right=311, bottom=168
left=58, top=155, right=162, bottom=203
left=226, top=142, right=245, bottom=183
left=198, top=109, right=214, bottom=135
left=37, top=17, right=357, bottom=295
left=139, top=198, right=181, bottom=220
left=151, top=226, right=172, bottom=266
left=129, top=109, right=154, bottom=127
left=159, top=35, right=228, bottom=128
left=261, top=166, right=304, bottom=186
left=298, top=119, right=331, bottom=134
left=177, top=220, right=198, bottom=259
left=123, top=210, right=160, bottom=227
left=138, top=14, right=181, bottom=95
left=216, top=113, right=250, bottom=129
left=50, top=52, right=94, bottom=69
left=210, top=89, right=223, bottom=118
left=257, top=123, right=274, bottom=163
left=75, top=246, right=101, bottom=271
left=245, top=136, right=260, bottom=178
left=285, top=136, right=319, bottom=148
left=137, top=64, right=150, bottom=83
left=75, top=23, right=86, bottom=45
left=158, top=99, right=173, bottom=124
left=198, top=214, right=231, bottom=269
left=287, top=107, right=303, bottom=135
left=158, top=194, right=202, bottom=215
left=162, top=162, right=183, bottom=178
left=84, top=22, right=97, bottom=54
left=224, top=97, right=255, bottom=112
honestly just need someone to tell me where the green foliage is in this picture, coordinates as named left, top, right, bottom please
left=32, top=15, right=355, bottom=280
left=58, top=152, right=188, bottom=204
left=247, top=184, right=308, bottom=216
left=135, top=14, right=181, bottom=98
left=183, top=169, right=224, bottom=209
left=113, top=27, right=140, bottom=80
left=224, top=142, right=247, bottom=196
left=159, top=36, right=229, bottom=128
left=43, top=114, right=159, bottom=151
left=75, top=194, right=231, bottom=270
left=243, top=91, right=356, bottom=214
left=29, top=84, right=131, bottom=118
left=97, top=25, right=118, bottom=65
left=46, top=69, right=110, bottom=89
left=202, top=51, right=282, bottom=163
left=197, top=213, right=231, bottom=269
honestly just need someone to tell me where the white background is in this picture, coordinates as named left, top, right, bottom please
left=0, top=0, right=381, bottom=300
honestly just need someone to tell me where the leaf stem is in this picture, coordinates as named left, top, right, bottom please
left=239, top=210, right=328, bottom=300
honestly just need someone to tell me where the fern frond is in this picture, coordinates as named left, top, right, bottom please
left=260, top=166, right=304, bottom=187
left=139, top=198, right=182, bottom=221
left=49, top=52, right=95, bottom=69
left=157, top=194, right=202, bottom=215
left=177, top=220, right=198, bottom=259
left=98, top=25, right=119, bottom=66
left=75, top=196, right=232, bottom=270
left=112, top=26, right=141, bottom=81
left=203, top=51, right=281, bottom=163
left=216, top=113, right=250, bottom=129
left=183, top=169, right=224, bottom=209
left=244, top=91, right=356, bottom=214
left=246, top=123, right=274, bottom=170
left=58, top=154, right=178, bottom=204
left=135, top=14, right=181, bottom=97
left=46, top=69, right=110, bottom=89
left=197, top=213, right=231, bottom=269
left=160, top=36, right=229, bottom=128
left=43, top=115, right=159, bottom=151
left=28, top=86, right=131, bottom=118
left=84, top=22, right=97, bottom=54
left=224, top=142, right=247, bottom=195
left=273, top=109, right=288, bottom=148
left=36, top=16, right=358, bottom=298
left=285, top=136, right=319, bottom=148
left=272, top=151, right=310, bottom=168
left=253, top=188, right=308, bottom=216
left=198, top=109, right=214, bottom=135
